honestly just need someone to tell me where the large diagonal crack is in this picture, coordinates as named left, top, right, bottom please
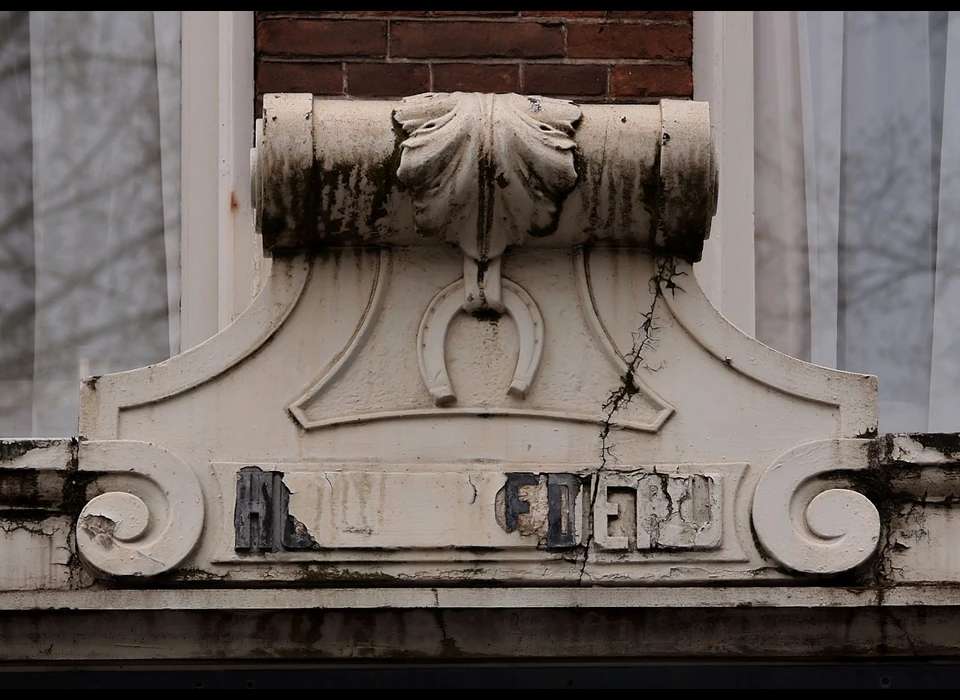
left=578, top=257, right=684, bottom=585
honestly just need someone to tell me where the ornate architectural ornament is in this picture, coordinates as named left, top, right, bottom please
left=2, top=92, right=894, bottom=589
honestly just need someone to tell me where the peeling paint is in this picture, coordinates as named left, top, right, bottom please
left=79, top=514, right=117, bottom=550
left=235, top=466, right=319, bottom=553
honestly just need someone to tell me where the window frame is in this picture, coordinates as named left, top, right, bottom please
left=692, top=11, right=756, bottom=336
left=180, top=11, right=257, bottom=350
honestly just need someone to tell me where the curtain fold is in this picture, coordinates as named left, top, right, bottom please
left=754, top=12, right=811, bottom=363
left=798, top=11, right=843, bottom=370
left=928, top=12, right=960, bottom=431
left=756, top=11, right=960, bottom=433
left=0, top=11, right=179, bottom=437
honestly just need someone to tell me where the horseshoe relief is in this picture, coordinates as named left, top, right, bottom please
left=417, top=275, right=544, bottom=406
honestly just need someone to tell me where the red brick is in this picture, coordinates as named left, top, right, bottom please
left=524, top=64, right=607, bottom=96
left=258, top=11, right=435, bottom=17
left=606, top=11, right=693, bottom=21
left=258, top=12, right=344, bottom=17
left=351, top=11, right=430, bottom=17
left=522, top=11, right=606, bottom=18
left=346, top=63, right=430, bottom=97
left=433, top=64, right=520, bottom=93
left=610, top=64, right=692, bottom=98
left=257, top=61, right=343, bottom=96
left=391, top=21, right=564, bottom=59
left=258, top=19, right=386, bottom=57
left=433, top=11, right=519, bottom=16
left=566, top=22, right=692, bottom=60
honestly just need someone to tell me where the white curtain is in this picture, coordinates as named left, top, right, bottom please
left=755, top=11, right=960, bottom=433
left=0, top=11, right=180, bottom=437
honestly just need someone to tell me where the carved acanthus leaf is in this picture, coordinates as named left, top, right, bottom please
left=394, top=92, right=581, bottom=261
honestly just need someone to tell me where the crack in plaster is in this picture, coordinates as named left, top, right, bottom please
left=579, top=257, right=683, bottom=584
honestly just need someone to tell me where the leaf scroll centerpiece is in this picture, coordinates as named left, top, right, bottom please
left=394, top=92, right=582, bottom=262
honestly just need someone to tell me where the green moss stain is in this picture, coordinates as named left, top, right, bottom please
left=295, top=564, right=396, bottom=586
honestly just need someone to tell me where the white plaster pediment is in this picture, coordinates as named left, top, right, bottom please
left=4, top=93, right=884, bottom=586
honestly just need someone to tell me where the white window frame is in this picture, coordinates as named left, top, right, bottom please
left=692, top=11, right=756, bottom=336
left=180, top=11, right=257, bottom=350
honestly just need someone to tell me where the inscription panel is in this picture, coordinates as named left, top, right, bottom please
left=214, top=462, right=747, bottom=572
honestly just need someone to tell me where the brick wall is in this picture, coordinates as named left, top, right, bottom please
left=255, top=11, right=693, bottom=114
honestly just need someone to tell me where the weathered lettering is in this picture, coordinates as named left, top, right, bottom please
left=596, top=471, right=722, bottom=551
left=500, top=472, right=583, bottom=549
left=235, top=466, right=318, bottom=553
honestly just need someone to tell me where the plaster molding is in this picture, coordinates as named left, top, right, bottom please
left=0, top=93, right=906, bottom=588
left=288, top=249, right=391, bottom=425
left=659, top=259, right=878, bottom=438
left=252, top=94, right=718, bottom=261
left=80, top=255, right=311, bottom=439
left=76, top=440, right=205, bottom=578
left=752, top=439, right=880, bottom=574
